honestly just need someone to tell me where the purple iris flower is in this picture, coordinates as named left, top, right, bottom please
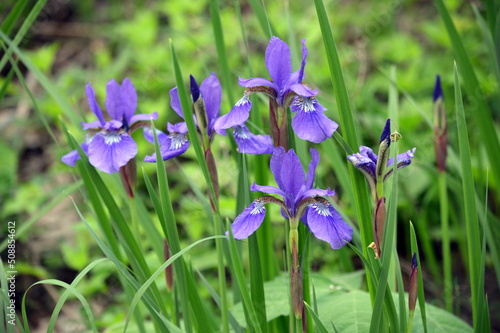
left=230, top=147, right=353, bottom=249
left=214, top=36, right=338, bottom=143
left=144, top=73, right=273, bottom=162
left=61, top=78, right=158, bottom=173
left=347, top=119, right=416, bottom=195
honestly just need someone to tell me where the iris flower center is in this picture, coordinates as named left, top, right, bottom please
left=103, top=131, right=122, bottom=145
left=169, top=133, right=188, bottom=150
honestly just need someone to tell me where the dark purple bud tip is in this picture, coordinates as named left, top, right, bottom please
left=411, top=253, right=418, bottom=269
left=190, top=75, right=200, bottom=102
left=433, top=75, right=443, bottom=102
left=379, top=119, right=391, bottom=145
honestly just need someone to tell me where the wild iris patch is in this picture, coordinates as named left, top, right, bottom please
left=18, top=1, right=489, bottom=331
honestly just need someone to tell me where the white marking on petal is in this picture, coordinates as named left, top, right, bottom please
left=312, top=202, right=332, bottom=216
left=293, top=97, right=316, bottom=112
left=103, top=132, right=123, bottom=145
left=233, top=126, right=250, bottom=139
left=169, top=132, right=188, bottom=150
left=236, top=94, right=250, bottom=106
left=250, top=201, right=265, bottom=215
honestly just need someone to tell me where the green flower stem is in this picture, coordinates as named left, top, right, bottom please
left=439, top=171, right=452, bottom=312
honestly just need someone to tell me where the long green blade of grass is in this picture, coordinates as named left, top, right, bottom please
left=21, top=279, right=97, bottom=333
left=0, top=0, right=28, bottom=36
left=227, top=222, right=264, bottom=333
left=369, top=138, right=400, bottom=333
left=409, top=222, right=427, bottom=333
left=46, top=259, right=108, bottom=332
left=436, top=0, right=500, bottom=188
left=72, top=200, right=176, bottom=332
left=209, top=0, right=235, bottom=105
left=124, top=235, right=226, bottom=332
left=454, top=64, right=487, bottom=331
left=0, top=0, right=46, bottom=73
left=313, top=0, right=373, bottom=261
left=246, top=0, right=275, bottom=38
left=0, top=30, right=81, bottom=125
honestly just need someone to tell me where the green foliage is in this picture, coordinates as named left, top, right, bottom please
left=1, top=0, right=497, bottom=331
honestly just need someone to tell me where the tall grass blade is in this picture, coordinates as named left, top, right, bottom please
left=0, top=0, right=46, bottom=73
left=21, top=279, right=98, bottom=333
left=46, top=259, right=108, bottom=332
left=0, top=0, right=28, bottom=36
left=369, top=138, right=400, bottom=333
left=209, top=0, right=235, bottom=104
left=436, top=0, right=500, bottom=188
left=72, top=200, right=176, bottom=332
left=313, top=0, right=373, bottom=260
left=124, top=235, right=226, bottom=332
left=227, top=222, right=263, bottom=333
left=0, top=31, right=81, bottom=125
left=409, top=222, right=427, bottom=333
left=454, top=64, right=487, bottom=330
left=247, top=0, right=275, bottom=38
left=304, top=303, right=329, bottom=333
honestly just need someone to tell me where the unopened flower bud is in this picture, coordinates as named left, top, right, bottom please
left=408, top=253, right=418, bottom=312
left=433, top=75, right=447, bottom=172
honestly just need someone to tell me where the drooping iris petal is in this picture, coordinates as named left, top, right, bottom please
left=200, top=73, right=222, bottom=125
left=61, top=141, right=90, bottom=167
left=292, top=110, right=338, bottom=144
left=213, top=95, right=252, bottom=133
left=265, top=37, right=292, bottom=91
left=231, top=201, right=267, bottom=239
left=233, top=125, right=273, bottom=155
left=88, top=132, right=138, bottom=174
left=121, top=78, right=138, bottom=124
left=85, top=83, right=105, bottom=125
left=290, top=97, right=337, bottom=143
left=130, top=112, right=158, bottom=124
left=306, top=201, right=353, bottom=249
left=143, top=133, right=190, bottom=162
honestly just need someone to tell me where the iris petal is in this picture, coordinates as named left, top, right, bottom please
left=230, top=201, right=267, bottom=239
left=306, top=202, right=353, bottom=249
left=291, top=107, right=338, bottom=143
left=88, top=132, right=138, bottom=174
left=213, top=96, right=252, bottom=133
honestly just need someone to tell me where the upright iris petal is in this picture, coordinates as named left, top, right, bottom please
left=62, top=78, right=157, bottom=174
left=230, top=147, right=353, bottom=249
